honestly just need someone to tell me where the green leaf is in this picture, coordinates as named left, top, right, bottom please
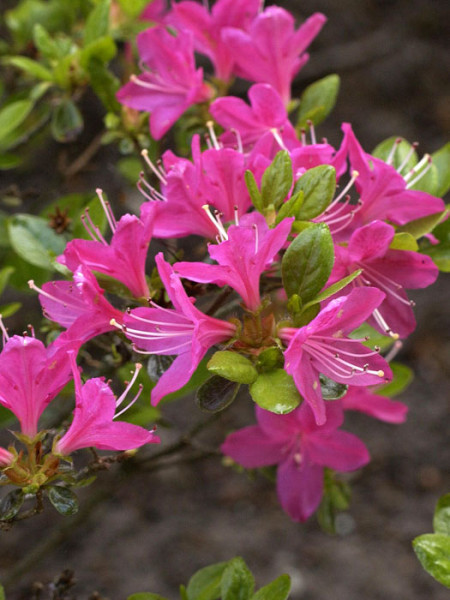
left=207, top=351, right=258, bottom=384
left=431, top=143, right=450, bottom=198
left=127, top=594, right=169, bottom=600
left=196, top=376, right=240, bottom=413
left=389, top=232, right=418, bottom=251
left=33, top=23, right=59, bottom=59
left=317, top=471, right=351, bottom=534
left=434, top=494, right=450, bottom=537
left=413, top=533, right=450, bottom=588
left=301, top=269, right=362, bottom=310
left=80, top=36, right=116, bottom=69
left=0, top=583, right=5, bottom=600
left=221, top=557, right=255, bottom=600
left=0, top=302, right=22, bottom=318
left=0, top=490, right=24, bottom=520
left=245, top=170, right=263, bottom=212
left=186, top=560, right=229, bottom=600
left=3, top=56, right=53, bottom=81
left=251, top=575, right=291, bottom=600
left=423, top=242, right=450, bottom=272
left=85, top=55, right=120, bottom=112
left=0, top=266, right=14, bottom=296
left=372, top=137, right=418, bottom=172
left=275, top=190, right=304, bottom=224
left=84, top=0, right=111, bottom=45
left=396, top=209, right=448, bottom=239
left=51, top=99, right=83, bottom=142
left=0, top=100, right=34, bottom=142
left=409, top=162, right=439, bottom=196
left=297, top=74, right=340, bottom=129
left=47, top=486, right=79, bottom=516
left=281, top=223, right=334, bottom=303
left=260, top=151, right=293, bottom=211
left=7, top=214, right=67, bottom=270
left=293, top=165, right=336, bottom=220
left=249, top=369, right=301, bottom=414
left=0, top=153, right=22, bottom=170
left=376, top=362, right=413, bottom=397
left=319, top=374, right=348, bottom=400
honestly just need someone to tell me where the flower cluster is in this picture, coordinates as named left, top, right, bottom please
left=0, top=0, right=446, bottom=524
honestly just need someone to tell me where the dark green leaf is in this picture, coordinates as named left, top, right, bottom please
left=186, top=560, right=229, bottom=600
left=319, top=374, right=348, bottom=400
left=297, top=74, right=340, bottom=129
left=221, top=557, right=255, bottom=600
left=51, top=99, right=83, bottom=143
left=260, top=151, right=293, bottom=211
left=48, top=486, right=79, bottom=516
left=293, top=165, right=336, bottom=220
left=147, top=355, right=174, bottom=383
left=7, top=213, right=66, bottom=270
left=85, top=56, right=120, bottom=112
left=434, top=494, right=450, bottom=537
left=413, top=534, right=450, bottom=588
left=196, top=376, right=240, bottom=413
left=376, top=362, right=413, bottom=397
left=275, top=190, right=304, bottom=224
left=0, top=153, right=22, bottom=170
left=0, top=100, right=34, bottom=142
left=245, top=170, right=263, bottom=212
left=84, top=0, right=111, bottom=45
left=0, top=266, right=14, bottom=296
left=249, top=369, right=301, bottom=414
left=0, top=489, right=24, bottom=520
left=3, top=56, right=53, bottom=81
left=251, top=575, right=291, bottom=600
left=281, top=223, right=334, bottom=303
left=207, top=351, right=258, bottom=384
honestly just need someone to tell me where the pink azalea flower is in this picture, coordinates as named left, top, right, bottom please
left=55, top=353, right=159, bottom=455
left=140, top=0, right=168, bottom=24
left=0, top=448, right=13, bottom=467
left=341, top=386, right=408, bottom=424
left=326, top=123, right=445, bottom=238
left=221, top=402, right=369, bottom=522
left=169, top=0, right=262, bottom=82
left=140, top=136, right=251, bottom=239
left=30, top=266, right=124, bottom=346
left=329, top=220, right=438, bottom=338
left=175, top=212, right=294, bottom=311
left=116, top=26, right=212, bottom=139
left=279, top=287, right=392, bottom=426
left=0, top=334, right=75, bottom=438
left=58, top=193, right=152, bottom=298
left=121, top=253, right=236, bottom=405
left=210, top=83, right=298, bottom=150
left=222, top=7, right=326, bottom=104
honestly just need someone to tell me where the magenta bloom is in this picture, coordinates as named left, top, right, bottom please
left=341, top=386, right=408, bottom=424
left=0, top=336, right=75, bottom=438
left=222, top=402, right=369, bottom=522
left=141, top=137, right=252, bottom=239
left=170, top=0, right=261, bottom=81
left=122, top=253, right=236, bottom=405
left=56, top=354, right=159, bottom=455
left=59, top=207, right=152, bottom=298
left=222, top=7, right=326, bottom=104
left=32, top=266, right=123, bottom=346
left=140, top=0, right=168, bottom=23
left=116, top=26, right=211, bottom=139
left=210, top=83, right=298, bottom=150
left=329, top=221, right=438, bottom=338
left=175, top=213, right=294, bottom=311
left=336, top=123, right=445, bottom=235
left=279, top=287, right=392, bottom=426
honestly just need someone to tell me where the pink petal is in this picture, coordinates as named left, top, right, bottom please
left=277, top=456, right=324, bottom=521
left=306, top=430, right=370, bottom=471
left=221, top=425, right=286, bottom=468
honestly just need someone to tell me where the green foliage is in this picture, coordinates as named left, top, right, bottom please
left=317, top=470, right=351, bottom=534
left=250, top=575, right=291, bottom=600
left=281, top=223, right=334, bottom=303
left=221, top=557, right=255, bottom=600
left=376, top=362, right=413, bottom=397
left=396, top=208, right=448, bottom=240
left=47, top=485, right=79, bottom=516
left=84, top=0, right=111, bottom=46
left=51, top=99, right=84, bottom=142
left=249, top=369, right=301, bottom=414
left=372, top=137, right=418, bottom=172
left=297, top=74, right=340, bottom=130
left=0, top=489, right=25, bottom=521
left=389, top=232, right=418, bottom=251
left=186, top=561, right=229, bottom=600
left=422, top=214, right=450, bottom=272
left=196, top=376, right=240, bottom=413
left=207, top=351, right=258, bottom=385
left=293, top=165, right=336, bottom=220
left=319, top=374, right=348, bottom=400
left=431, top=143, right=450, bottom=198
left=0, top=100, right=35, bottom=144
left=260, top=151, right=293, bottom=212
left=434, top=495, right=450, bottom=536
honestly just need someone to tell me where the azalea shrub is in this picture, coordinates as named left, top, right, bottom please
left=0, top=0, right=449, bottom=597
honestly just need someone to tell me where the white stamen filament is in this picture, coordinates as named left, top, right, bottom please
left=81, top=209, right=108, bottom=245
left=141, top=149, right=167, bottom=185
left=132, top=341, right=192, bottom=355
left=270, top=128, right=287, bottom=150
left=305, top=342, right=385, bottom=379
left=384, top=340, right=403, bottom=362
left=253, top=223, right=259, bottom=254
left=96, top=188, right=117, bottom=233
left=206, top=121, right=220, bottom=150
left=372, top=308, right=399, bottom=339
left=130, top=74, right=186, bottom=97
left=115, top=363, right=142, bottom=409
left=396, top=141, right=419, bottom=174
left=307, top=121, right=317, bottom=145
left=0, top=315, right=10, bottom=343
left=361, top=264, right=413, bottom=307
left=202, top=205, right=228, bottom=241
left=230, top=129, right=243, bottom=154
left=406, top=156, right=433, bottom=189
left=28, top=280, right=79, bottom=311
left=127, top=310, right=192, bottom=327
left=403, top=153, right=431, bottom=182
left=114, top=384, right=143, bottom=419
left=386, top=137, right=403, bottom=166
left=234, top=205, right=240, bottom=226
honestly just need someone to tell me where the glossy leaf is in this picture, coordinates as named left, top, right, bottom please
left=249, top=369, right=301, bottom=414
left=207, top=351, right=258, bottom=384
left=196, top=376, right=240, bottom=413
left=281, top=223, right=334, bottom=302
left=293, top=165, right=336, bottom=221
left=186, top=560, right=229, bottom=600
left=376, top=362, right=413, bottom=397
left=434, top=494, right=450, bottom=537
left=251, top=575, right=291, bottom=600
left=48, top=486, right=79, bottom=516
left=4, top=56, right=53, bottom=81
left=0, top=489, right=24, bottom=520
left=51, top=99, right=83, bottom=143
left=413, top=534, right=450, bottom=588
left=260, top=151, right=293, bottom=211
left=301, top=269, right=362, bottom=310
left=396, top=209, right=448, bottom=239
left=221, top=557, right=255, bottom=600
left=0, top=99, right=34, bottom=142
left=297, top=74, right=340, bottom=129
left=245, top=170, right=263, bottom=212
left=431, top=143, right=450, bottom=198
left=319, top=374, right=348, bottom=400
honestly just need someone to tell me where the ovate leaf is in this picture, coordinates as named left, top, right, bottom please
left=207, top=351, right=258, bottom=384
left=297, top=74, right=340, bottom=129
left=294, top=165, right=336, bottom=220
left=413, top=534, right=450, bottom=588
left=221, top=557, right=255, bottom=600
left=186, top=561, right=229, bottom=600
left=47, top=486, right=79, bottom=516
left=434, top=494, right=450, bottom=537
left=250, top=575, right=291, bottom=600
left=249, top=369, right=301, bottom=414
